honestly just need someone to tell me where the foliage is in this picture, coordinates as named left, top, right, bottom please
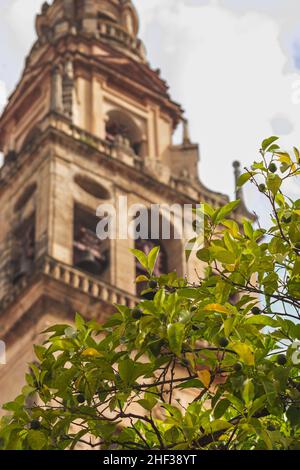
left=1, top=137, right=300, bottom=450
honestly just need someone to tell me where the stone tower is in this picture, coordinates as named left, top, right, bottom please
left=0, top=0, right=243, bottom=406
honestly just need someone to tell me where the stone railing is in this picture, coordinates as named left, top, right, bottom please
left=97, top=21, right=144, bottom=59
left=42, top=257, right=137, bottom=308
left=45, top=114, right=139, bottom=168
left=46, top=114, right=114, bottom=156
left=0, top=114, right=152, bottom=189
left=0, top=256, right=137, bottom=315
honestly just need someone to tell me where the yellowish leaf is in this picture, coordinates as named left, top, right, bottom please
left=275, top=152, right=292, bottom=165
left=204, top=304, right=231, bottom=315
left=197, top=369, right=211, bottom=388
left=224, top=317, right=235, bottom=337
left=136, top=275, right=149, bottom=283
left=222, top=220, right=240, bottom=238
left=225, top=264, right=236, bottom=272
left=186, top=353, right=196, bottom=371
left=232, top=342, right=255, bottom=366
left=82, top=348, right=102, bottom=357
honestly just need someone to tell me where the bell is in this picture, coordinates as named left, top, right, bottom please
left=75, top=250, right=101, bottom=276
left=13, top=257, right=33, bottom=284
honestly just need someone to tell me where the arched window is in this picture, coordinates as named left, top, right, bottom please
left=106, top=109, right=144, bottom=157
left=135, top=239, right=167, bottom=297
left=12, top=213, right=35, bottom=284
left=124, top=11, right=135, bottom=35
left=121, top=6, right=139, bottom=36
left=73, top=205, right=110, bottom=278
left=133, top=208, right=184, bottom=296
left=74, top=174, right=111, bottom=200
left=21, top=125, right=41, bottom=153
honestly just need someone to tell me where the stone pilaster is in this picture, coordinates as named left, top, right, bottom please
left=63, top=58, right=74, bottom=120
left=50, top=65, right=63, bottom=113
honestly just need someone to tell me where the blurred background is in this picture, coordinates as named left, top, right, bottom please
left=1, top=0, right=300, bottom=223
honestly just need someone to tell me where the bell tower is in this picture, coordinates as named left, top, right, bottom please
left=0, top=0, right=236, bottom=406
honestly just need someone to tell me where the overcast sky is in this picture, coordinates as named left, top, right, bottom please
left=1, top=0, right=300, bottom=222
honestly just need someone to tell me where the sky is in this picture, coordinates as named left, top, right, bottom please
left=1, top=0, right=300, bottom=223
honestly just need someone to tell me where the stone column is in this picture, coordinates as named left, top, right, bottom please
left=112, top=190, right=136, bottom=295
left=183, top=119, right=191, bottom=145
left=63, top=58, right=74, bottom=120
left=47, top=157, right=74, bottom=265
left=233, top=160, right=242, bottom=200
left=50, top=65, right=63, bottom=113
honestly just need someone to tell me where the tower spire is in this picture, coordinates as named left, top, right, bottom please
left=182, top=119, right=191, bottom=146
left=233, top=160, right=242, bottom=200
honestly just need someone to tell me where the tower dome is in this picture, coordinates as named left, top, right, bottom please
left=35, top=0, right=145, bottom=61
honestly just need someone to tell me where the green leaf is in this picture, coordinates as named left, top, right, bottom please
left=176, top=379, right=204, bottom=389
left=262, top=379, right=278, bottom=407
left=292, top=257, right=300, bottom=276
left=210, top=246, right=236, bottom=264
left=222, top=219, right=240, bottom=238
left=138, top=397, right=157, bottom=411
left=177, top=288, right=199, bottom=299
left=167, top=323, right=185, bottom=356
left=198, top=203, right=215, bottom=218
left=213, top=200, right=241, bottom=224
left=237, top=172, right=253, bottom=188
left=154, top=288, right=166, bottom=309
left=75, top=312, right=85, bottom=331
left=109, top=396, right=117, bottom=412
left=33, top=345, right=46, bottom=362
left=214, top=399, right=230, bottom=419
left=242, top=379, right=255, bottom=407
left=119, top=359, right=135, bottom=385
left=262, top=136, right=279, bottom=151
left=196, top=248, right=210, bottom=262
left=206, top=420, right=233, bottom=433
left=268, top=144, right=280, bottom=152
left=267, top=174, right=282, bottom=196
left=48, top=339, right=75, bottom=353
left=232, top=342, right=255, bottom=366
left=147, top=246, right=160, bottom=275
left=27, top=430, right=47, bottom=450
left=131, top=249, right=148, bottom=270
left=243, top=220, right=253, bottom=239
left=245, top=316, right=278, bottom=328
left=224, top=317, right=235, bottom=337
left=286, top=406, right=300, bottom=428
left=249, top=394, right=267, bottom=417
left=118, top=359, right=136, bottom=385
left=259, top=428, right=273, bottom=450
left=118, top=359, right=150, bottom=385
left=42, top=324, right=71, bottom=335
left=226, top=394, right=245, bottom=413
